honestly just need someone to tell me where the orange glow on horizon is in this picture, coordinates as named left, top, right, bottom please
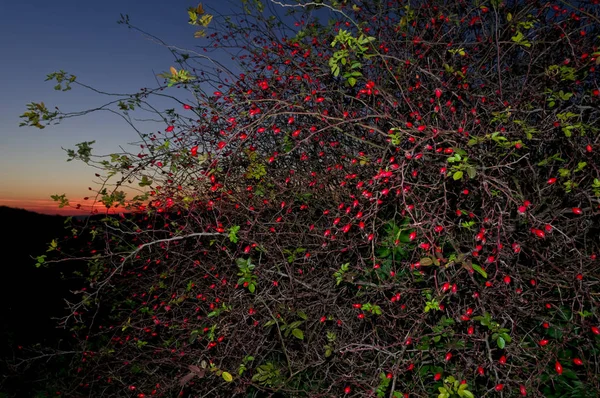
left=0, top=198, right=130, bottom=216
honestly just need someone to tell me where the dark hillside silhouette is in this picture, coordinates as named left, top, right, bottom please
left=0, top=206, right=84, bottom=396
left=0, top=206, right=172, bottom=396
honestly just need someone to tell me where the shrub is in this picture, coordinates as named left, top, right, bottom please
left=19, top=0, right=600, bottom=397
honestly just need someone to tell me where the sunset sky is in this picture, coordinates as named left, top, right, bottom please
left=0, top=0, right=249, bottom=215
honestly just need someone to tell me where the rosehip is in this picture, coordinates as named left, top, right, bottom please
left=520, top=385, right=527, bottom=396
left=555, top=361, right=563, bottom=375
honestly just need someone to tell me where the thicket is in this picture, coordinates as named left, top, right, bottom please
left=17, top=0, right=600, bottom=396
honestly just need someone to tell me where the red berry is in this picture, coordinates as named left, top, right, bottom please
left=573, top=358, right=583, bottom=365
left=531, top=229, right=545, bottom=239
left=555, top=361, right=563, bottom=375
left=520, top=385, right=527, bottom=396
left=495, top=384, right=504, bottom=391
left=547, top=177, right=557, bottom=184
left=592, top=326, right=600, bottom=335
left=572, top=207, right=583, bottom=215
left=344, top=386, right=351, bottom=394
left=539, top=339, right=549, bottom=346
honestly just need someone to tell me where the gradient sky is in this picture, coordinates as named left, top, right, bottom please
left=0, top=0, right=247, bottom=215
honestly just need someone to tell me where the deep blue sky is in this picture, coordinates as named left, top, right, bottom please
left=0, top=0, right=243, bottom=214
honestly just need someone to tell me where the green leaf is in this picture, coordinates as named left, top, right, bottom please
left=139, top=175, right=153, bottom=187
left=497, top=336, right=506, bottom=349
left=35, top=255, right=47, bottom=268
left=292, top=328, right=304, bottom=340
left=199, top=14, right=213, bottom=27
left=562, top=369, right=578, bottom=380
left=453, top=171, right=463, bottom=180
left=297, top=310, right=308, bottom=320
left=466, top=167, right=476, bottom=179
left=228, top=225, right=240, bottom=243
left=248, top=283, right=256, bottom=293
left=420, top=257, right=433, bottom=266
left=348, top=77, right=357, bottom=87
left=462, top=391, right=474, bottom=398
left=222, top=371, right=233, bottom=382
left=471, top=263, right=487, bottom=278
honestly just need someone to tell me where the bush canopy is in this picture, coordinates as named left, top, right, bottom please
left=18, top=0, right=600, bottom=397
